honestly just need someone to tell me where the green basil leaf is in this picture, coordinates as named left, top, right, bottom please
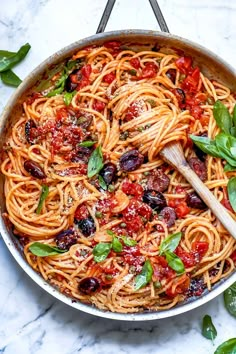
left=190, top=135, right=222, bottom=158
left=224, top=163, right=236, bottom=172
left=98, top=175, right=107, bottom=190
left=0, top=69, right=22, bottom=87
left=29, top=242, right=67, bottom=256
left=224, top=282, right=236, bottom=317
left=230, top=127, right=236, bottom=138
left=227, top=177, right=236, bottom=212
left=233, top=104, right=236, bottom=129
left=214, top=338, right=236, bottom=354
left=36, top=185, right=49, bottom=214
left=0, top=50, right=16, bottom=59
left=0, top=43, right=31, bottom=72
left=165, top=251, right=185, bottom=274
left=159, top=232, right=182, bottom=255
left=202, top=314, right=217, bottom=342
left=93, top=243, right=111, bottom=262
left=79, top=140, right=96, bottom=147
left=35, top=62, right=65, bottom=92
left=64, top=91, right=76, bottom=106
left=213, top=100, right=232, bottom=134
left=112, top=236, right=123, bottom=252
left=122, top=236, right=137, bottom=247
left=46, top=85, right=64, bottom=98
left=87, top=145, right=104, bottom=178
left=106, top=230, right=115, bottom=236
left=215, top=134, right=236, bottom=166
left=134, top=259, right=153, bottom=290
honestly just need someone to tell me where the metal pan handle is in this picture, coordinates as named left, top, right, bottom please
left=96, top=0, right=169, bottom=34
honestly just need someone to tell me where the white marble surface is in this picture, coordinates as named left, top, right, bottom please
left=0, top=0, right=235, bottom=353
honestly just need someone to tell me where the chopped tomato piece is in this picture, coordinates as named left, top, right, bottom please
left=182, top=67, right=200, bottom=93
left=175, top=246, right=197, bottom=267
left=175, top=202, right=190, bottom=218
left=130, top=58, right=140, bottom=69
left=103, top=72, right=116, bottom=84
left=81, top=64, right=92, bottom=78
left=93, top=100, right=106, bottom=112
left=121, top=181, right=143, bottom=198
left=152, top=256, right=175, bottom=281
left=221, top=198, right=234, bottom=212
left=74, top=204, right=89, bottom=220
left=192, top=241, right=209, bottom=258
left=175, top=56, right=192, bottom=75
left=124, top=102, right=141, bottom=121
left=140, top=62, right=158, bottom=79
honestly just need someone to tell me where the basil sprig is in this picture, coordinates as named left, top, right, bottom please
left=87, top=145, right=104, bottom=178
left=64, top=90, right=76, bottom=106
left=93, top=243, right=111, bottom=262
left=224, top=282, right=236, bottom=317
left=227, top=177, right=236, bottom=212
left=36, top=185, right=49, bottom=214
left=0, top=43, right=31, bottom=87
left=98, top=175, right=107, bottom=190
left=190, top=101, right=236, bottom=172
left=79, top=140, right=96, bottom=147
left=214, top=338, right=236, bottom=354
left=122, top=236, right=137, bottom=247
left=29, top=242, right=67, bottom=256
left=202, top=314, right=217, bottom=342
left=134, top=260, right=153, bottom=290
left=159, top=232, right=185, bottom=274
left=112, top=236, right=123, bottom=253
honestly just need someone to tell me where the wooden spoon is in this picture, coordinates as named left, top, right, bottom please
left=160, top=142, right=236, bottom=239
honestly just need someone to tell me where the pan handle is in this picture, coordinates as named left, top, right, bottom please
left=96, top=0, right=170, bottom=34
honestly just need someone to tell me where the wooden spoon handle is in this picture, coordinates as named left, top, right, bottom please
left=160, top=143, right=236, bottom=240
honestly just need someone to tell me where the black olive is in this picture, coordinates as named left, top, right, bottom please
left=72, top=146, right=91, bottom=163
left=142, top=189, right=167, bottom=211
left=25, top=119, right=36, bottom=144
left=193, top=132, right=208, bottom=161
left=186, top=192, right=207, bottom=210
left=119, top=149, right=144, bottom=172
left=24, top=159, right=46, bottom=179
left=99, top=162, right=117, bottom=185
left=166, top=69, right=176, bottom=83
left=55, top=229, right=77, bottom=250
left=75, top=217, right=96, bottom=236
left=65, top=69, right=81, bottom=92
left=159, top=207, right=176, bottom=227
left=78, top=277, right=101, bottom=295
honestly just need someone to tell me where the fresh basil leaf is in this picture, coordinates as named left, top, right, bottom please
left=230, top=127, right=236, bottom=138
left=134, top=259, right=153, bottom=290
left=98, top=175, right=107, bottom=190
left=159, top=232, right=182, bottom=255
left=227, top=177, right=236, bottom=212
left=165, top=251, right=185, bottom=274
left=64, top=91, right=76, bottom=106
left=112, top=236, right=123, bottom=252
left=202, top=314, right=217, bottom=342
left=79, top=140, right=96, bottom=147
left=122, top=236, right=137, bottom=247
left=0, top=69, right=22, bottom=87
left=214, top=338, right=236, bottom=354
left=87, top=145, right=104, bottom=178
left=224, top=163, right=236, bottom=172
left=213, top=100, right=232, bottom=134
left=233, top=104, right=236, bottom=129
left=35, top=62, right=65, bottom=92
left=93, top=243, right=111, bottom=262
left=215, top=133, right=236, bottom=166
left=0, top=43, right=31, bottom=72
left=224, top=282, right=236, bottom=317
left=106, top=230, right=115, bottom=236
left=29, top=242, right=67, bottom=256
left=46, top=85, right=64, bottom=98
left=36, top=185, right=49, bottom=214
left=66, top=59, right=78, bottom=70
left=0, top=50, right=16, bottom=59
left=190, top=135, right=222, bottom=158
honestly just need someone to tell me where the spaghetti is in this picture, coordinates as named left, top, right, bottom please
left=1, top=41, right=236, bottom=313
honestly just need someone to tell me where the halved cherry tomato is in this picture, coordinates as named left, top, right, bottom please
left=182, top=67, right=200, bottom=93
left=175, top=202, right=190, bottom=218
left=81, top=64, right=92, bottom=78
left=175, top=56, right=192, bottom=75
left=175, top=246, right=197, bottom=267
left=130, top=58, right=140, bottom=69
left=103, top=72, right=116, bottom=84
left=140, top=62, right=158, bottom=79
left=192, top=241, right=209, bottom=258
left=122, top=181, right=143, bottom=198
left=93, top=100, right=106, bottom=112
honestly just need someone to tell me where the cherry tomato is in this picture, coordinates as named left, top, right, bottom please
left=124, top=102, right=140, bottom=121
left=175, top=56, right=192, bottom=75
left=103, top=72, right=116, bottom=84
left=182, top=67, right=200, bottom=93
left=141, top=62, right=158, bottom=79
left=74, top=204, right=90, bottom=220
left=175, top=201, right=190, bottom=218
left=130, top=58, right=141, bottom=69
left=81, top=64, right=92, bottom=79
left=152, top=256, right=176, bottom=281
left=93, top=100, right=106, bottom=112
left=122, top=181, right=143, bottom=198
left=192, top=241, right=209, bottom=258
left=175, top=246, right=197, bottom=267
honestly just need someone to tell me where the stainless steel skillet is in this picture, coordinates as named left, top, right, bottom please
left=0, top=0, right=235, bottom=321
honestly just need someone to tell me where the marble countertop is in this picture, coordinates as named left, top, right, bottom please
left=0, top=0, right=235, bottom=353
